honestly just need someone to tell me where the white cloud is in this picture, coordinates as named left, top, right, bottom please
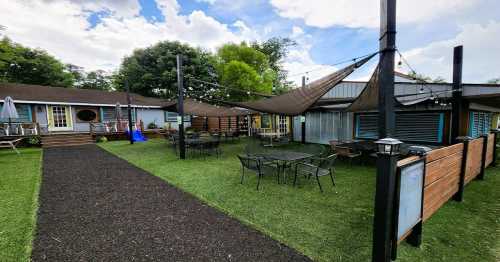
left=282, top=26, right=338, bottom=87
left=270, top=0, right=479, bottom=28
left=402, top=21, right=500, bottom=83
left=0, top=0, right=256, bottom=71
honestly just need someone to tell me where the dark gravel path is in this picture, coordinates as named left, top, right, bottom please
left=32, top=145, right=310, bottom=261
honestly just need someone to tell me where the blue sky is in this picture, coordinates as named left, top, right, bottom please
left=1, top=0, right=499, bottom=84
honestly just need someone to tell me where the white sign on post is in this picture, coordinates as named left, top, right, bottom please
left=396, top=160, right=425, bottom=239
left=177, top=116, right=182, bottom=125
left=300, top=116, right=306, bottom=123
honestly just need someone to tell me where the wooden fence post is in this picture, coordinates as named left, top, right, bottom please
left=478, top=134, right=489, bottom=180
left=491, top=129, right=499, bottom=167
left=454, top=136, right=471, bottom=202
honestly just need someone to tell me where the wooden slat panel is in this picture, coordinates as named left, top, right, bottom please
left=397, top=156, right=420, bottom=167
left=423, top=171, right=459, bottom=221
left=485, top=133, right=495, bottom=167
left=465, top=138, right=483, bottom=184
left=426, top=143, right=463, bottom=163
left=424, top=152, right=462, bottom=186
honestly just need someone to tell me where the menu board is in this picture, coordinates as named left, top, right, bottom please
left=396, top=160, right=425, bottom=240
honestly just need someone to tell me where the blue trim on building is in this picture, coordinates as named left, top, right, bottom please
left=437, top=113, right=444, bottom=143
left=27, top=105, right=33, bottom=122
left=355, top=114, right=360, bottom=138
left=99, top=107, right=104, bottom=123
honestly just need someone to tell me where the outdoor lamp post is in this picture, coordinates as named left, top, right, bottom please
left=375, top=138, right=403, bottom=155
left=372, top=137, right=402, bottom=262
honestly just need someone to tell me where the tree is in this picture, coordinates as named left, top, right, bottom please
left=0, top=37, right=74, bottom=87
left=487, top=78, right=500, bottom=84
left=407, top=71, right=447, bottom=83
left=79, top=70, right=112, bottom=91
left=114, top=41, right=218, bottom=99
left=215, top=42, right=274, bottom=101
left=252, top=37, right=296, bottom=93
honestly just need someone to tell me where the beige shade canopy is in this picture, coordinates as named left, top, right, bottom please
left=227, top=53, right=376, bottom=116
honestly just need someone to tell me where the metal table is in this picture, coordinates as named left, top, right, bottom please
left=257, top=150, right=314, bottom=183
left=260, top=132, right=280, bottom=147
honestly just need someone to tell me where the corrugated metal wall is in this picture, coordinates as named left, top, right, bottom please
left=293, top=111, right=353, bottom=144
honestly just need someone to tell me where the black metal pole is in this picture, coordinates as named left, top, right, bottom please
left=491, top=129, right=499, bottom=167
left=372, top=0, right=397, bottom=261
left=479, top=134, right=488, bottom=180
left=176, top=55, right=186, bottom=159
left=451, top=46, right=464, bottom=144
left=126, top=80, right=134, bottom=145
left=301, top=76, right=306, bottom=144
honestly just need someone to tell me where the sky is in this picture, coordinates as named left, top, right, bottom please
left=1, top=0, right=499, bottom=86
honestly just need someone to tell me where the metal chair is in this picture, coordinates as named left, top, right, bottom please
left=294, top=154, right=337, bottom=193
left=237, top=154, right=279, bottom=190
left=0, top=138, right=24, bottom=154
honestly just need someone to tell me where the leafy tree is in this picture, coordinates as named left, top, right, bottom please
left=0, top=37, right=74, bottom=87
left=407, top=71, right=447, bottom=83
left=115, top=41, right=218, bottom=99
left=487, top=78, right=500, bottom=84
left=79, top=70, right=112, bottom=91
left=252, top=37, right=296, bottom=93
left=215, top=42, right=274, bottom=101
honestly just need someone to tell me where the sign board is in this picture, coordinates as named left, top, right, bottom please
left=300, top=116, right=306, bottom=123
left=177, top=116, right=182, bottom=125
left=392, top=158, right=425, bottom=259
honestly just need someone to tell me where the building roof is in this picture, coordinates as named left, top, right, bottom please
left=163, top=99, right=249, bottom=117
left=0, top=83, right=174, bottom=108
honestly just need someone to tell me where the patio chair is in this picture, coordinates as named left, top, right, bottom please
left=0, top=138, right=24, bottom=154
left=294, top=154, right=337, bottom=193
left=335, top=146, right=362, bottom=167
left=237, top=154, right=279, bottom=190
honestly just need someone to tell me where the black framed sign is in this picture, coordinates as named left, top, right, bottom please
left=391, top=158, right=426, bottom=260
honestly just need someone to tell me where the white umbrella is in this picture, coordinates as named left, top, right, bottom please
left=1, top=96, right=18, bottom=133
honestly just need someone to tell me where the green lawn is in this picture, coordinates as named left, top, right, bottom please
left=0, top=148, right=42, bottom=262
left=100, top=139, right=500, bottom=261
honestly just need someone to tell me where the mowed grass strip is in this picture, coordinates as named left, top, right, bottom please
left=0, top=148, right=42, bottom=262
left=100, top=139, right=500, bottom=261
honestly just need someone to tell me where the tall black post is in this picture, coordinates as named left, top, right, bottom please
left=176, top=55, right=186, bottom=159
left=301, top=76, right=306, bottom=144
left=126, top=80, right=134, bottom=145
left=451, top=46, right=464, bottom=144
left=372, top=0, right=397, bottom=261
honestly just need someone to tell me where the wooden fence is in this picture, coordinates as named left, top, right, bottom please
left=398, top=133, right=496, bottom=222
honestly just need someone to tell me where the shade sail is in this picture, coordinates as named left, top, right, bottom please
left=226, top=53, right=377, bottom=116
left=164, top=99, right=249, bottom=117
left=347, top=66, right=404, bottom=112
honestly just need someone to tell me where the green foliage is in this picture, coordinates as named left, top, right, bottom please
left=0, top=148, right=42, bottom=261
left=114, top=41, right=218, bottom=99
left=215, top=42, right=274, bottom=101
left=27, top=135, right=41, bottom=146
left=96, top=136, right=108, bottom=143
left=407, top=71, right=447, bottom=83
left=252, top=37, right=296, bottom=93
left=487, top=78, right=500, bottom=84
left=78, top=70, right=112, bottom=91
left=147, top=122, right=158, bottom=129
left=0, top=37, right=74, bottom=87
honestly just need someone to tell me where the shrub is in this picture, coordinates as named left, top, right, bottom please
left=96, top=136, right=108, bottom=143
left=147, top=122, right=158, bottom=129
left=27, top=135, right=41, bottom=146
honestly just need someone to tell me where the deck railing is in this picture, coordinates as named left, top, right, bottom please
left=0, top=122, right=40, bottom=136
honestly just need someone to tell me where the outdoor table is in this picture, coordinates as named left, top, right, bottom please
left=257, top=150, right=314, bottom=183
left=259, top=132, right=280, bottom=147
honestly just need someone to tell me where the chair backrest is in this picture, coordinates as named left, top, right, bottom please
left=319, top=154, right=337, bottom=169
left=335, top=146, right=351, bottom=156
left=237, top=154, right=261, bottom=172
